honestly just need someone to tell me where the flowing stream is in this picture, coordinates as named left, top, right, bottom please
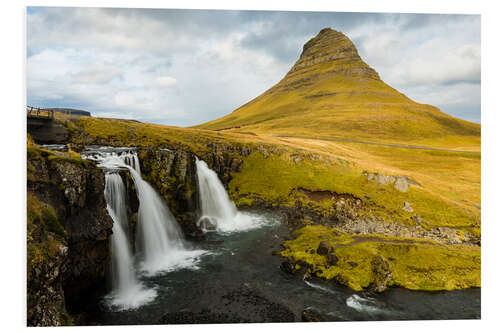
left=79, top=147, right=480, bottom=323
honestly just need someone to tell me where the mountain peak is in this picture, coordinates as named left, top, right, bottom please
left=302, top=28, right=349, bottom=54
left=289, top=27, right=380, bottom=80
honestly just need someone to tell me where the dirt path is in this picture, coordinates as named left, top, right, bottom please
left=270, top=134, right=480, bottom=154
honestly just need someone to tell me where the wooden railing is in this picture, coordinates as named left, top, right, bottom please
left=27, top=106, right=54, bottom=119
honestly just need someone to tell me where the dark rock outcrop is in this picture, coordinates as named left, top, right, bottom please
left=370, top=256, right=393, bottom=293
left=26, top=229, right=68, bottom=326
left=27, top=149, right=113, bottom=326
left=137, top=147, right=200, bottom=238
left=27, top=119, right=70, bottom=144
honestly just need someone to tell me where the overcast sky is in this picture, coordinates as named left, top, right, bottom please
left=26, top=7, right=481, bottom=125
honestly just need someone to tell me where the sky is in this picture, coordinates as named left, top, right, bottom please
left=26, top=7, right=481, bottom=126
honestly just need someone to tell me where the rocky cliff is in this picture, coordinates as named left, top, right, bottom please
left=27, top=146, right=113, bottom=326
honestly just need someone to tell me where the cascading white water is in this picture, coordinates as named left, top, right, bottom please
left=195, top=158, right=266, bottom=233
left=85, top=149, right=206, bottom=277
left=127, top=166, right=204, bottom=275
left=103, top=173, right=157, bottom=310
left=105, top=173, right=135, bottom=295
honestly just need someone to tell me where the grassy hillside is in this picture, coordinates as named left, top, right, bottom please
left=196, top=28, right=480, bottom=149
left=58, top=116, right=480, bottom=290
left=70, top=116, right=480, bottom=235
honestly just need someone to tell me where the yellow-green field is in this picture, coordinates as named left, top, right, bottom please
left=70, top=116, right=480, bottom=234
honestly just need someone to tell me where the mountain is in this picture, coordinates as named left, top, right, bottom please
left=197, top=28, right=480, bottom=147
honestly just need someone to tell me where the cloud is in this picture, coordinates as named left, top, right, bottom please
left=71, top=64, right=122, bottom=84
left=27, top=7, right=481, bottom=125
left=153, top=76, right=177, bottom=88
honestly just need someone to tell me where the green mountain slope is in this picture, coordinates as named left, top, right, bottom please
left=197, top=28, right=480, bottom=148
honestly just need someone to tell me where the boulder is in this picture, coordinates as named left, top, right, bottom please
left=326, top=252, right=339, bottom=266
left=230, top=158, right=243, bottom=172
left=411, top=214, right=422, bottom=224
left=316, top=241, right=330, bottom=255
left=374, top=174, right=395, bottom=186
left=197, top=216, right=217, bottom=232
left=302, top=308, right=324, bottom=322
left=280, top=261, right=295, bottom=275
left=394, top=176, right=409, bottom=192
left=402, top=201, right=414, bottom=213
left=370, top=256, right=392, bottom=292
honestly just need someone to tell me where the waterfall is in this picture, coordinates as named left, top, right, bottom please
left=103, top=172, right=156, bottom=310
left=84, top=148, right=206, bottom=277
left=195, top=158, right=265, bottom=233
left=105, top=173, right=135, bottom=296
left=126, top=166, right=201, bottom=275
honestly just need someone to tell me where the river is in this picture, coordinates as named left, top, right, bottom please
left=80, top=210, right=480, bottom=325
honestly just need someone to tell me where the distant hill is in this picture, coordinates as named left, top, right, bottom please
left=48, top=108, right=91, bottom=117
left=196, top=28, right=480, bottom=147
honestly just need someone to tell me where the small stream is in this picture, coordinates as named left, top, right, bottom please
left=83, top=210, right=480, bottom=325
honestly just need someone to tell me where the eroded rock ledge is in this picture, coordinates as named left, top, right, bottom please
left=27, top=148, right=113, bottom=326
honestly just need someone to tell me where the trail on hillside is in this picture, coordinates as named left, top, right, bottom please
left=269, top=134, right=480, bottom=154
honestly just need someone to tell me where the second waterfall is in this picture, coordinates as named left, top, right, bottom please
left=195, top=158, right=267, bottom=233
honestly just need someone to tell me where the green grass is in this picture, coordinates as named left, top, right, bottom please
left=47, top=154, right=88, bottom=168
left=229, top=150, right=479, bottom=232
left=27, top=140, right=88, bottom=169
left=281, top=225, right=480, bottom=291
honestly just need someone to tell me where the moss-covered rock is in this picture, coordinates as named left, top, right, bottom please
left=138, top=147, right=200, bottom=236
left=280, top=225, right=480, bottom=292
left=27, top=193, right=69, bottom=326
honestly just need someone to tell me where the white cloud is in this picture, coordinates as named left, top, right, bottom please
left=27, top=8, right=481, bottom=125
left=71, top=64, right=122, bottom=84
left=153, top=76, right=177, bottom=88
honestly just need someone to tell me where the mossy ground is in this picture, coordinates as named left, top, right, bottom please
left=27, top=193, right=66, bottom=270
left=281, top=225, right=480, bottom=291
left=27, top=139, right=87, bottom=169
left=228, top=150, right=479, bottom=234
